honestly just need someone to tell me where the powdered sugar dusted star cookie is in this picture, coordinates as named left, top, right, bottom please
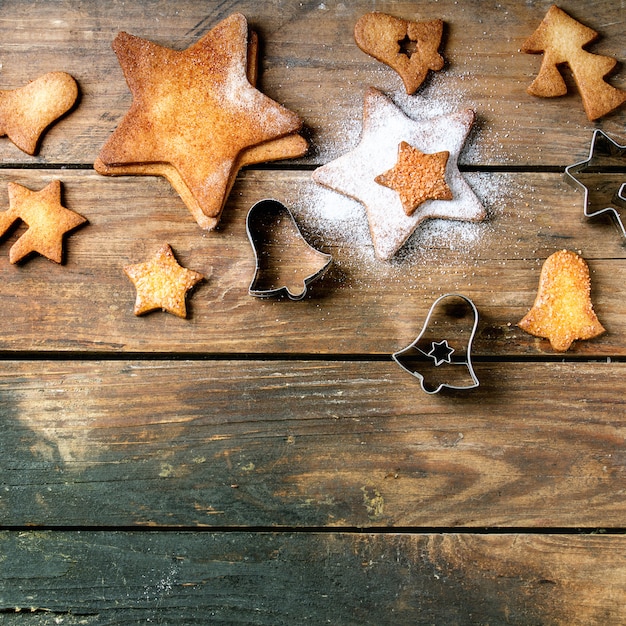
left=312, top=88, right=485, bottom=260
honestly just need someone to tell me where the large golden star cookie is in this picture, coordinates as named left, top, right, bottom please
left=124, top=244, right=205, bottom=318
left=95, top=13, right=307, bottom=230
left=0, top=180, right=87, bottom=264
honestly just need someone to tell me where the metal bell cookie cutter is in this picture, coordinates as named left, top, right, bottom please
left=392, top=293, right=479, bottom=394
left=565, top=129, right=626, bottom=238
left=246, top=199, right=332, bottom=300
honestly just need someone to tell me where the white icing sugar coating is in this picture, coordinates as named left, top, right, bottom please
left=312, top=87, right=486, bottom=260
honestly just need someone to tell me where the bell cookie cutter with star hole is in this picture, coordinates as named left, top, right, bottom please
left=393, top=293, right=479, bottom=394
left=246, top=199, right=332, bottom=300
left=565, top=129, right=626, bottom=238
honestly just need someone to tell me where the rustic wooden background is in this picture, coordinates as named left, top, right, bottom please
left=1, top=0, right=626, bottom=623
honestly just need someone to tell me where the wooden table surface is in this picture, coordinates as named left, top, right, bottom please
left=1, top=1, right=626, bottom=623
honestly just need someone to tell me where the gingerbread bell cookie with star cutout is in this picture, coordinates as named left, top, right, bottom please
left=95, top=13, right=308, bottom=231
left=354, top=12, right=445, bottom=94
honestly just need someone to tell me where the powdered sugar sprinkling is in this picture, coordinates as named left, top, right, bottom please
left=287, top=69, right=530, bottom=284
left=311, top=88, right=485, bottom=260
left=295, top=176, right=491, bottom=264
left=289, top=167, right=530, bottom=295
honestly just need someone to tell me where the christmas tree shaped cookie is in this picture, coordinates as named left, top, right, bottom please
left=0, top=72, right=78, bottom=155
left=521, top=5, right=626, bottom=120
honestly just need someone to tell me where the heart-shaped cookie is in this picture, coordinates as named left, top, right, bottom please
left=354, top=12, right=445, bottom=95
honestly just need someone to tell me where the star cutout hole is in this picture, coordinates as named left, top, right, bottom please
left=426, top=339, right=455, bottom=366
left=398, top=34, right=418, bottom=59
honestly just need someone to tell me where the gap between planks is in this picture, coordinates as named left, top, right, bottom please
left=0, top=524, right=623, bottom=535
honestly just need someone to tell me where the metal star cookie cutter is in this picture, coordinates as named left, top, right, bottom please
left=565, top=129, right=626, bottom=238
left=246, top=198, right=332, bottom=300
left=392, top=293, right=479, bottom=394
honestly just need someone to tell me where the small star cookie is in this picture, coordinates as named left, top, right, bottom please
left=0, top=180, right=87, bottom=264
left=124, top=244, right=205, bottom=318
left=375, top=142, right=452, bottom=216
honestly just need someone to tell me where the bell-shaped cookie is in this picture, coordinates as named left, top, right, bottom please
left=518, top=250, right=605, bottom=351
left=393, top=293, right=479, bottom=394
left=0, top=72, right=78, bottom=155
left=354, top=13, right=445, bottom=95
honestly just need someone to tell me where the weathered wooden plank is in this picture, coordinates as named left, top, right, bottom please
left=0, top=169, right=623, bottom=356
left=1, top=360, right=624, bottom=528
left=1, top=531, right=625, bottom=625
left=0, top=1, right=622, bottom=167
left=0, top=1, right=623, bottom=620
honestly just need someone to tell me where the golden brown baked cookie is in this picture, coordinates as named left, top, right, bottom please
left=354, top=12, right=444, bottom=94
left=521, top=5, right=626, bottom=121
left=94, top=133, right=308, bottom=231
left=124, top=243, right=205, bottom=318
left=374, top=142, right=452, bottom=216
left=0, top=180, right=87, bottom=264
left=518, top=249, right=605, bottom=352
left=0, top=72, right=78, bottom=155
left=96, top=13, right=307, bottom=230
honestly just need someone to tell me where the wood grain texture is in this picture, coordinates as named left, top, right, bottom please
left=0, top=1, right=625, bottom=622
left=1, top=531, right=625, bottom=625
left=1, top=359, right=624, bottom=528
left=0, top=169, right=623, bottom=356
left=0, top=1, right=622, bottom=167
